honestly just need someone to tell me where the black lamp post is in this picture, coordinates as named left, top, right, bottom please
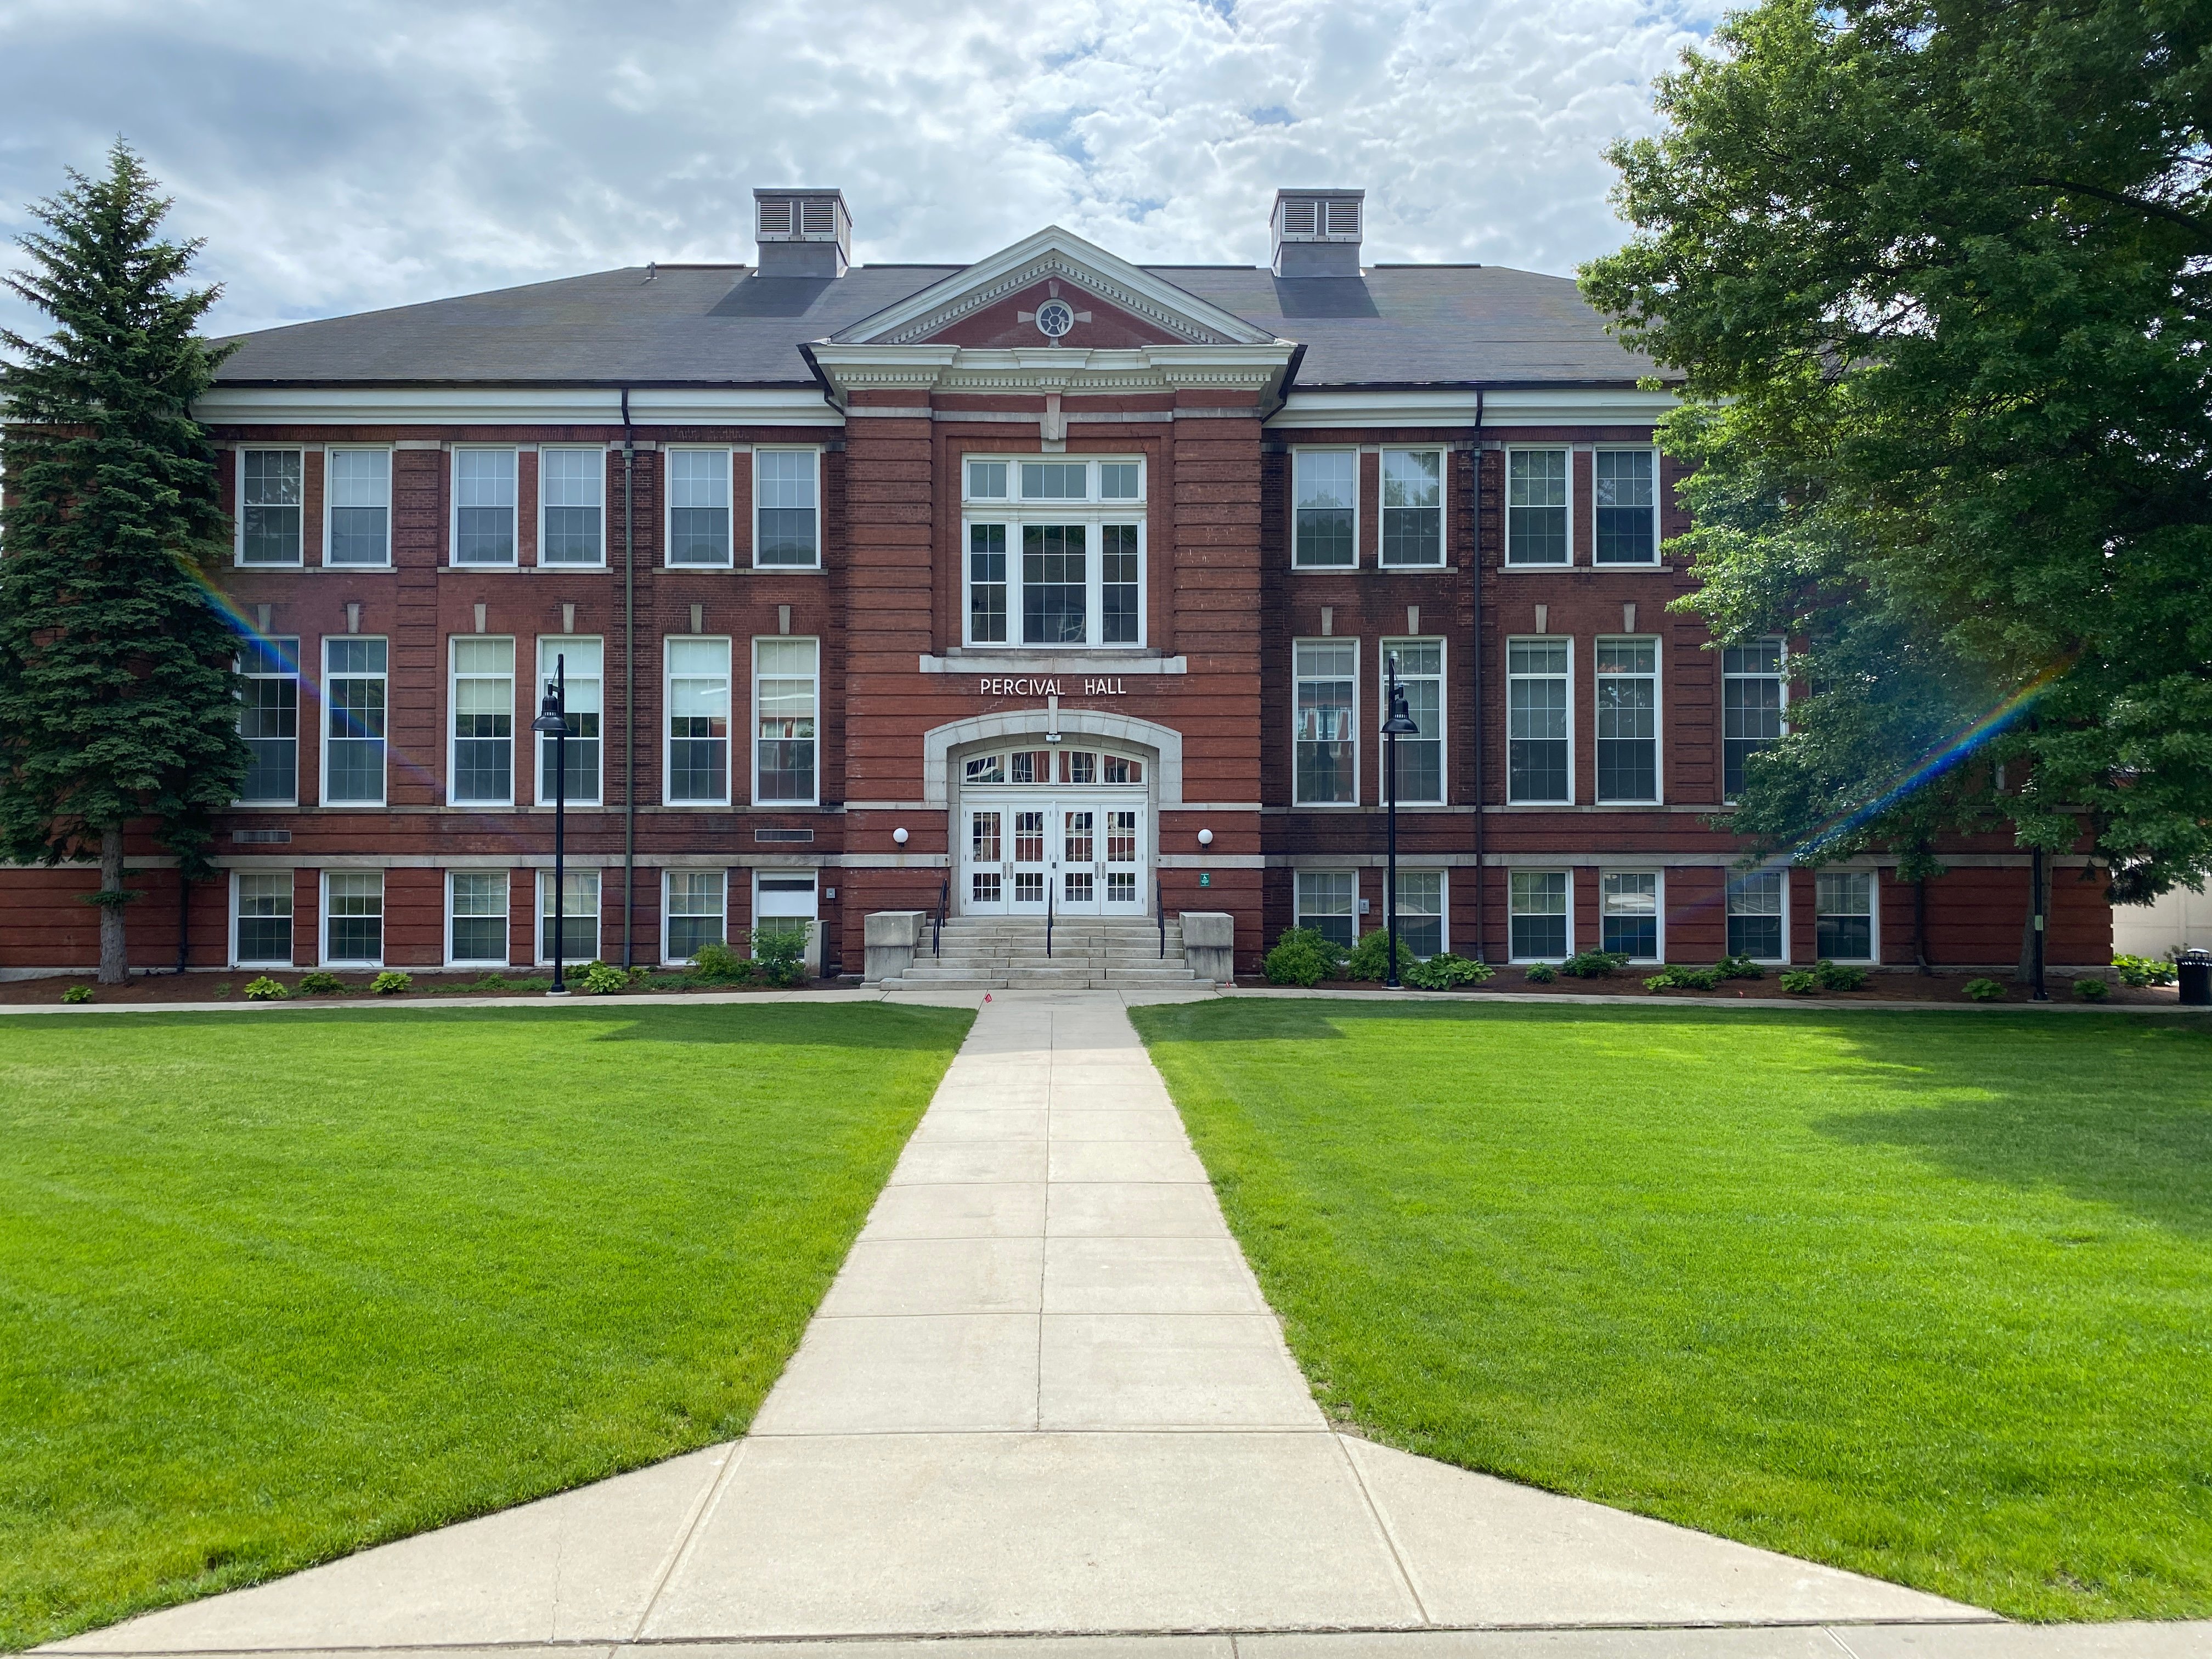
left=532, top=654, right=571, bottom=996
left=1380, top=651, right=1421, bottom=990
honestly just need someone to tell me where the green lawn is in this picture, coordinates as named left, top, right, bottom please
left=0, top=1002, right=972, bottom=1652
left=1131, top=1000, right=2212, bottom=1622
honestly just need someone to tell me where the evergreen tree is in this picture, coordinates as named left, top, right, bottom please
left=1, top=143, right=246, bottom=983
left=1582, top=0, right=2212, bottom=919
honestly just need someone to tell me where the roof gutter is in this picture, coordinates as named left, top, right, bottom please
left=796, top=341, right=845, bottom=414
left=1261, top=342, right=1306, bottom=422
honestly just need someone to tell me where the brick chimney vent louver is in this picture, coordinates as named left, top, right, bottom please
left=1272, top=188, right=1363, bottom=278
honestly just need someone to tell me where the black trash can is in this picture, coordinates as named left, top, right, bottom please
left=2180, top=949, right=2212, bottom=1007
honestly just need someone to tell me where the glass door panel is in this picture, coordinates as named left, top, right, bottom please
left=1061, top=808, right=1096, bottom=910
left=1011, top=810, right=1048, bottom=911
left=1103, top=808, right=1142, bottom=910
left=966, top=809, right=1005, bottom=912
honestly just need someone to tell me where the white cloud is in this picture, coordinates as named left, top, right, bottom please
left=0, top=0, right=1707, bottom=340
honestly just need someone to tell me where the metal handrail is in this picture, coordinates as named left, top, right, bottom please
left=1156, top=877, right=1166, bottom=958
left=1046, top=884, right=1054, bottom=960
left=934, top=877, right=947, bottom=958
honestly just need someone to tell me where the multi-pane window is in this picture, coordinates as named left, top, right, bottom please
left=665, top=638, right=730, bottom=804
left=453, top=448, right=517, bottom=565
left=1816, top=871, right=1875, bottom=961
left=755, top=449, right=820, bottom=567
left=1296, top=870, right=1357, bottom=951
left=326, top=450, right=390, bottom=566
left=1382, top=640, right=1443, bottom=804
left=969, top=524, right=1008, bottom=643
left=1395, top=870, right=1444, bottom=958
left=537, top=638, right=602, bottom=805
left=1723, top=639, right=1786, bottom=800
left=1509, top=871, right=1569, bottom=960
left=1294, top=640, right=1357, bottom=805
left=664, top=871, right=726, bottom=963
left=1601, top=872, right=1660, bottom=960
left=1506, top=448, right=1568, bottom=565
left=754, top=637, right=818, bottom=804
left=540, top=448, right=604, bottom=565
left=1293, top=450, right=1356, bottom=567
left=755, top=874, right=819, bottom=962
left=668, top=448, right=732, bottom=566
left=323, top=637, right=388, bottom=805
left=1508, top=639, right=1571, bottom=803
left=1595, top=449, right=1658, bottom=564
left=239, top=449, right=303, bottom=565
left=1380, top=448, right=1442, bottom=566
left=324, top=871, right=384, bottom=965
left=449, top=637, right=514, bottom=806
left=234, top=872, right=294, bottom=966
left=539, top=869, right=600, bottom=964
left=1727, top=870, right=1787, bottom=960
left=236, top=636, right=299, bottom=805
left=1595, top=637, right=1659, bottom=803
left=448, top=872, right=510, bottom=966
left=962, top=456, right=1144, bottom=648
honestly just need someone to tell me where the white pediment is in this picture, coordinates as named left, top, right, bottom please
left=830, top=226, right=1282, bottom=348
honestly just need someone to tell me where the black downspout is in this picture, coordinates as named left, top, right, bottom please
left=176, top=871, right=189, bottom=973
left=621, top=388, right=636, bottom=969
left=1469, top=388, right=1486, bottom=962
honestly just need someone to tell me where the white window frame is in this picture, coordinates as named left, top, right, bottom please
left=1378, top=447, right=1446, bottom=568
left=537, top=868, right=601, bottom=966
left=1290, top=447, right=1359, bottom=569
left=753, top=870, right=821, bottom=975
left=1722, top=638, right=1790, bottom=804
left=534, top=636, right=604, bottom=807
left=752, top=636, right=821, bottom=808
left=664, top=635, right=732, bottom=806
left=446, top=871, right=512, bottom=968
left=236, top=447, right=306, bottom=567
left=665, top=445, right=735, bottom=569
left=1508, top=869, right=1573, bottom=963
left=1599, top=868, right=1665, bottom=963
left=236, top=636, right=301, bottom=807
left=537, top=444, right=608, bottom=568
left=1391, top=867, right=1448, bottom=959
left=662, top=868, right=729, bottom=965
left=1593, top=445, right=1662, bottom=568
left=1295, top=869, right=1359, bottom=951
left=320, top=635, right=389, bottom=808
left=230, top=870, right=296, bottom=969
left=1293, top=636, right=1360, bottom=808
left=1815, top=868, right=1880, bottom=963
left=1594, top=635, right=1663, bottom=806
left=1380, top=637, right=1446, bottom=806
left=1504, top=445, right=1572, bottom=568
left=1726, top=867, right=1792, bottom=964
left=1506, top=635, right=1575, bottom=806
left=753, top=446, right=823, bottom=571
left=320, top=870, right=386, bottom=969
left=323, top=445, right=393, bottom=568
left=448, top=635, right=516, bottom=808
left=449, top=445, right=520, bottom=568
left=959, top=454, right=1148, bottom=649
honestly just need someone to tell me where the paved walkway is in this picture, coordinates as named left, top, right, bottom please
left=44, top=992, right=2210, bottom=1657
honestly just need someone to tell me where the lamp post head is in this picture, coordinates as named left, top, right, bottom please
left=532, top=681, right=568, bottom=737
left=1381, top=681, right=1419, bottom=737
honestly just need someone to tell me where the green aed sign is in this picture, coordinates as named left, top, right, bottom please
left=1199, top=872, right=1211, bottom=887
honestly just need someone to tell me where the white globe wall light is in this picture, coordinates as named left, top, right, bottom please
left=893, top=827, right=909, bottom=845
left=1198, top=828, right=1213, bottom=847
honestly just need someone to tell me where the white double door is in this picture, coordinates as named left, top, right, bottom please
left=962, top=794, right=1147, bottom=917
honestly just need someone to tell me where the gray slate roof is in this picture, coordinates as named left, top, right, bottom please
left=211, top=260, right=1664, bottom=390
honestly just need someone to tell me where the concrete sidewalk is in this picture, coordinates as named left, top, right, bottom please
left=44, top=992, right=2207, bottom=1657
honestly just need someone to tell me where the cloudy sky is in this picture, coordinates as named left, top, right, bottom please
left=0, top=0, right=1712, bottom=341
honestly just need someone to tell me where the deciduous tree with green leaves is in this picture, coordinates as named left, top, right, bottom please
left=1, top=143, right=245, bottom=983
left=1581, top=0, right=2212, bottom=942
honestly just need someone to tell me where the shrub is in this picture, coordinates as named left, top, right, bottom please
left=1716, top=955, right=1765, bottom=980
left=214, top=981, right=232, bottom=997
left=1813, top=959, right=1869, bottom=992
left=580, top=960, right=629, bottom=995
left=687, top=940, right=757, bottom=986
left=748, top=924, right=812, bottom=989
left=1560, top=950, right=1630, bottom=980
left=1963, top=977, right=2007, bottom=1002
left=1523, top=963, right=1558, bottom=984
left=370, top=970, right=412, bottom=995
left=297, top=970, right=346, bottom=995
left=1347, top=928, right=1417, bottom=983
left=60, top=984, right=92, bottom=1004
left=1644, top=964, right=1719, bottom=992
left=2073, top=975, right=2110, bottom=1002
left=2113, top=953, right=2177, bottom=988
left=1779, top=970, right=1820, bottom=995
left=1403, top=952, right=1494, bottom=990
left=1263, top=932, right=1330, bottom=987
left=243, top=976, right=288, bottom=1001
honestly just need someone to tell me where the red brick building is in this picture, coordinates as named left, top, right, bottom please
left=0, top=188, right=2109, bottom=979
